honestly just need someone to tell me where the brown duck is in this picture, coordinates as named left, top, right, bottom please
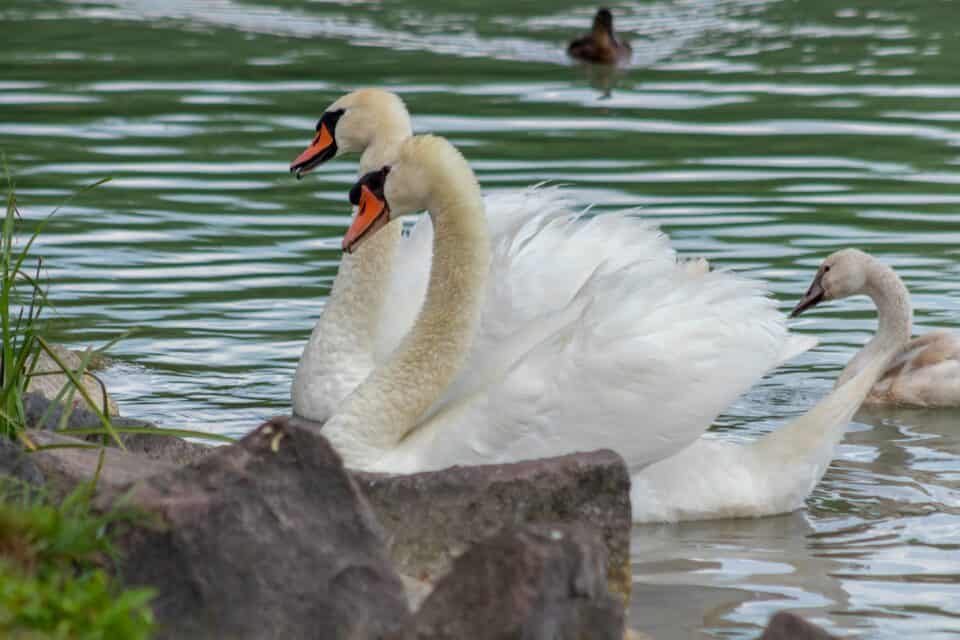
left=567, top=8, right=632, bottom=65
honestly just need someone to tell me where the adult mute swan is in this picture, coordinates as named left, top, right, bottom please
left=288, top=89, right=413, bottom=422
left=799, top=250, right=960, bottom=408
left=288, top=90, right=631, bottom=421
left=631, top=249, right=912, bottom=522
left=288, top=88, right=812, bottom=426
left=321, top=134, right=814, bottom=484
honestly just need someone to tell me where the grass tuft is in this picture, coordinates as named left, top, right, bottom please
left=0, top=473, right=155, bottom=639
left=0, top=169, right=121, bottom=445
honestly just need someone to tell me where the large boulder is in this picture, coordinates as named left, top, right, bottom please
left=398, top=523, right=624, bottom=640
left=351, top=447, right=632, bottom=605
left=98, top=417, right=410, bottom=640
left=759, top=611, right=838, bottom=639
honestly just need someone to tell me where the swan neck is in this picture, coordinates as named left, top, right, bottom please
left=837, top=258, right=912, bottom=386
left=746, top=257, right=912, bottom=490
left=324, top=173, right=489, bottom=469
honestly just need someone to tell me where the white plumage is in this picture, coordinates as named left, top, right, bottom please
left=321, top=136, right=836, bottom=530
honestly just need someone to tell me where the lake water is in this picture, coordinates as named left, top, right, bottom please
left=3, top=0, right=960, bottom=637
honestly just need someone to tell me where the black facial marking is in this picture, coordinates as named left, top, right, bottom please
left=292, top=109, right=345, bottom=177
left=350, top=166, right=391, bottom=205
left=315, top=108, right=344, bottom=133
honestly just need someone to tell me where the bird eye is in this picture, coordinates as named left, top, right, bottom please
left=823, top=265, right=831, bottom=273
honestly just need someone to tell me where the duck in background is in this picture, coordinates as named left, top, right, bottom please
left=568, top=8, right=632, bottom=66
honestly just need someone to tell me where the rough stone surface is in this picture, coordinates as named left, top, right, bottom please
left=24, top=392, right=213, bottom=465
left=397, top=523, right=624, bottom=640
left=25, top=391, right=124, bottom=430
left=0, top=435, right=44, bottom=487
left=26, top=344, right=118, bottom=415
left=110, top=431, right=213, bottom=465
left=759, top=612, right=838, bottom=640
left=100, top=416, right=410, bottom=640
left=351, top=448, right=633, bottom=604
left=27, top=430, right=173, bottom=499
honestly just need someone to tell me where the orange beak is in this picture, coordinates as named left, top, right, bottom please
left=343, top=185, right=389, bottom=253
left=290, top=123, right=335, bottom=179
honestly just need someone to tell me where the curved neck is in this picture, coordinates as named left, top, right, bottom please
left=293, top=127, right=410, bottom=418
left=836, top=257, right=913, bottom=387
left=309, top=219, right=400, bottom=345
left=324, top=181, right=490, bottom=468
left=747, top=256, right=912, bottom=487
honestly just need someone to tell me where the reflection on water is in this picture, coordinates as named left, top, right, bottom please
left=3, top=0, right=960, bottom=636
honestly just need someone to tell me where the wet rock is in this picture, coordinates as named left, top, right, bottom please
left=351, top=448, right=632, bottom=604
left=759, top=611, right=838, bottom=640
left=111, top=431, right=213, bottom=465
left=24, top=392, right=213, bottom=465
left=27, top=430, right=173, bottom=499
left=99, top=416, right=410, bottom=640
left=26, top=344, right=118, bottom=415
left=0, top=435, right=44, bottom=487
left=398, top=523, right=624, bottom=640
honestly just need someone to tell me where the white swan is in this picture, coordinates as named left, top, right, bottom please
left=289, top=89, right=412, bottom=422
left=321, top=135, right=817, bottom=491
left=815, top=250, right=960, bottom=408
left=288, top=88, right=813, bottom=425
left=631, top=249, right=912, bottom=522
left=288, top=90, right=617, bottom=421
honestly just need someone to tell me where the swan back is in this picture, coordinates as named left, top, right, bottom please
left=382, top=223, right=794, bottom=475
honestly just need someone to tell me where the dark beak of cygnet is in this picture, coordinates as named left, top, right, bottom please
left=790, top=272, right=826, bottom=318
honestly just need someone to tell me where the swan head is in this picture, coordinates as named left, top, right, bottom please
left=790, top=248, right=871, bottom=317
left=290, top=88, right=412, bottom=179
left=342, top=135, right=479, bottom=253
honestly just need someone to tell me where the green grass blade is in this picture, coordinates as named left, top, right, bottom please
left=36, top=337, right=123, bottom=450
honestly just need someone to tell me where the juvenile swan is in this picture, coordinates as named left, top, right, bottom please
left=630, top=249, right=913, bottom=522
left=793, top=248, right=960, bottom=408
left=322, top=135, right=816, bottom=503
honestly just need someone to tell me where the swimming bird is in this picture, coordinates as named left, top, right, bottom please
left=792, top=249, right=960, bottom=408
left=320, top=135, right=819, bottom=508
left=568, top=8, right=632, bottom=65
left=288, top=89, right=809, bottom=426
left=630, top=249, right=914, bottom=521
